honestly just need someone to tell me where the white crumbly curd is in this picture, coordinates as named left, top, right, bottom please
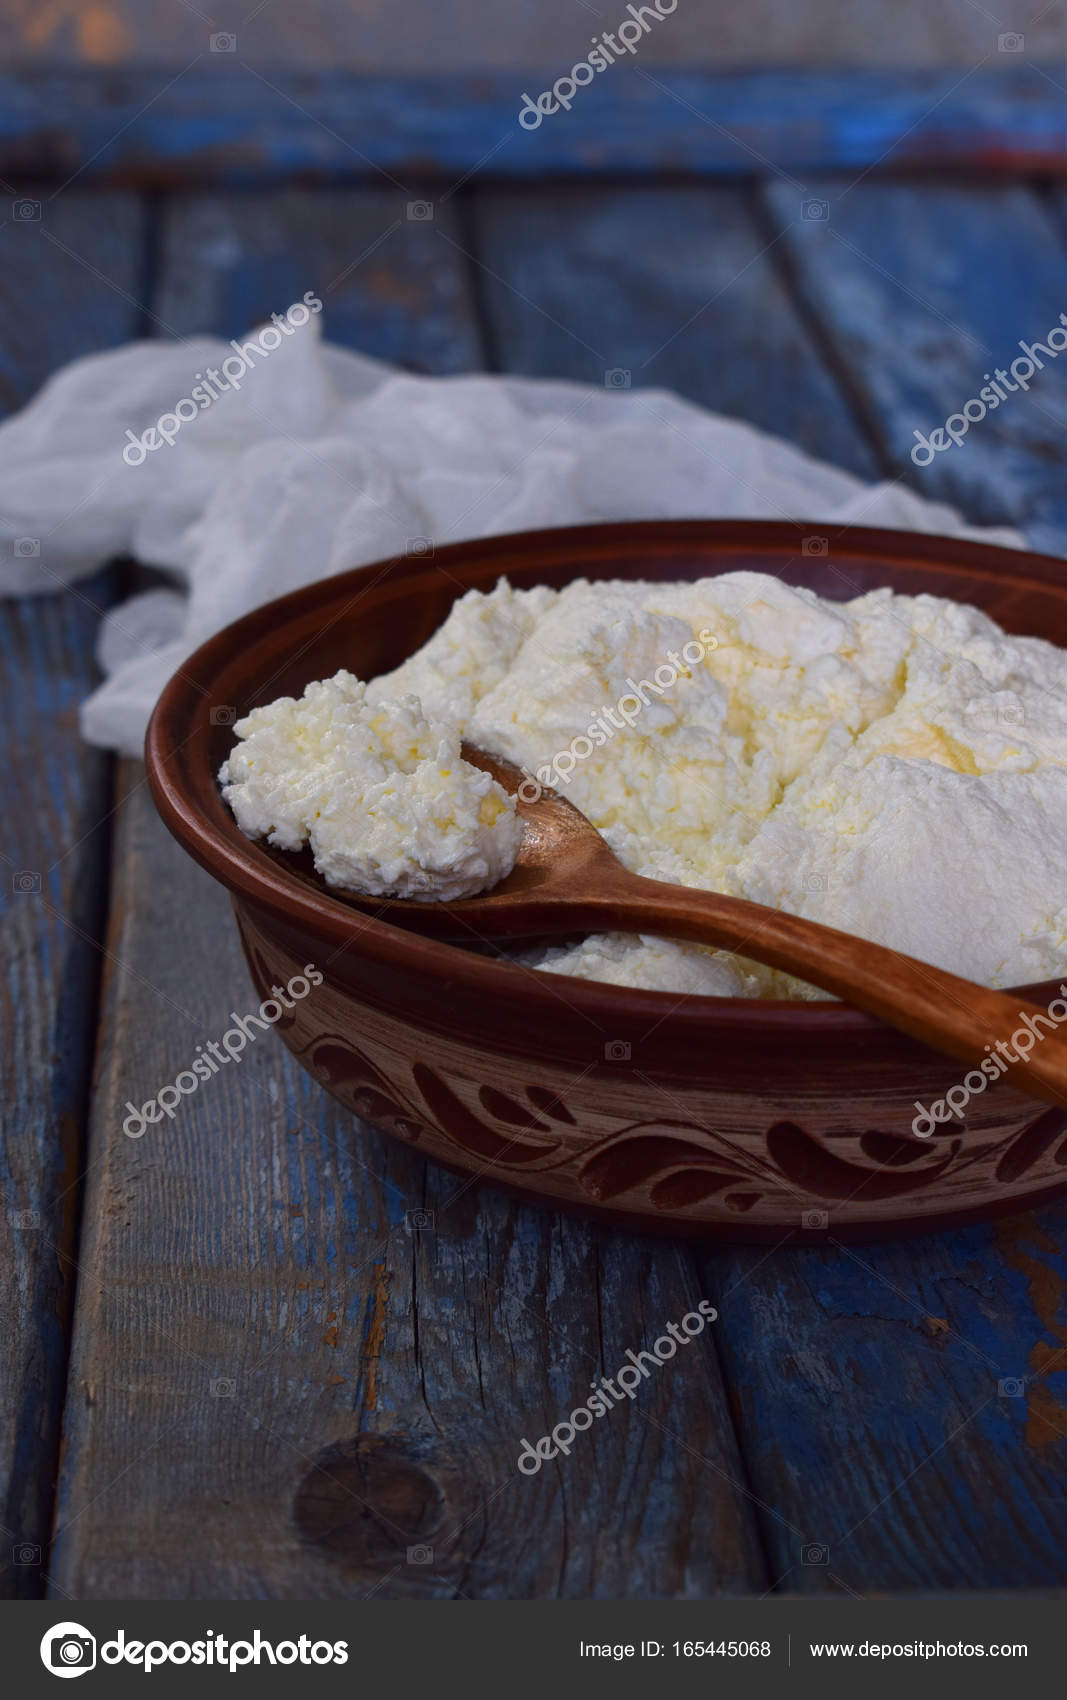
left=221, top=572, right=1067, bottom=998
left=218, top=670, right=522, bottom=901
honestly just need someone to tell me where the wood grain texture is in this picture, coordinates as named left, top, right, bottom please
left=0, top=572, right=116, bottom=1600
left=698, top=1209, right=1067, bottom=1591
left=0, top=68, right=1062, bottom=185
left=154, top=189, right=482, bottom=372
left=52, top=771, right=766, bottom=1598
left=761, top=179, right=1067, bottom=552
left=0, top=188, right=143, bottom=1600
left=471, top=185, right=879, bottom=477
left=0, top=188, right=147, bottom=413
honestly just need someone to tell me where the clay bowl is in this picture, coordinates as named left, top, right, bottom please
left=146, top=520, right=1067, bottom=1242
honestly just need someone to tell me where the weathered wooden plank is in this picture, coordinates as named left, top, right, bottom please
left=0, top=188, right=147, bottom=413
left=471, top=184, right=880, bottom=477
left=52, top=772, right=766, bottom=1597
left=154, top=189, right=482, bottom=372
left=0, top=189, right=143, bottom=1600
left=55, top=192, right=765, bottom=1597
left=760, top=179, right=1067, bottom=552
left=0, top=68, right=1062, bottom=185
left=0, top=570, right=116, bottom=1602
left=699, top=1210, right=1067, bottom=1592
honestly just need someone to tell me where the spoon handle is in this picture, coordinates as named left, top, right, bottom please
left=601, top=871, right=1067, bottom=1109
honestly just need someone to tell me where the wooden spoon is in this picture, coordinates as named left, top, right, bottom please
left=352, top=746, right=1067, bottom=1109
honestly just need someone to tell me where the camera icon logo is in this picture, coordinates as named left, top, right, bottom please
left=802, top=199, right=830, bottom=222
left=802, top=1542, right=830, bottom=1565
left=13, top=870, right=42, bottom=894
left=997, top=31, right=1024, bottom=51
left=407, top=201, right=434, bottom=222
left=40, top=1623, right=97, bottom=1678
left=406, top=538, right=435, bottom=558
left=604, top=1040, right=631, bottom=1062
left=14, top=1541, right=41, bottom=1564
left=15, top=538, right=41, bottom=557
left=210, top=32, right=237, bottom=51
left=998, top=1376, right=1024, bottom=1398
left=407, top=1544, right=434, bottom=1565
left=210, top=704, right=237, bottom=726
left=802, top=1208, right=829, bottom=1231
left=211, top=1377, right=236, bottom=1398
left=405, top=1208, right=435, bottom=1232
left=12, top=198, right=41, bottom=222
left=604, top=368, right=631, bottom=389
left=802, top=535, right=828, bottom=557
left=803, top=871, right=830, bottom=893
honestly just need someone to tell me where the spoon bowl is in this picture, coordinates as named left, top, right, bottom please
left=351, top=744, right=620, bottom=941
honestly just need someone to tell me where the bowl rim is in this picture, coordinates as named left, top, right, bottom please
left=145, top=518, right=1066, bottom=1036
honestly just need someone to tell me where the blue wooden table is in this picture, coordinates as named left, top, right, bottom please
left=3, top=69, right=1067, bottom=1599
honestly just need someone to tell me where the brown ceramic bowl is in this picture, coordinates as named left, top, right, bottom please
left=146, top=521, right=1067, bottom=1242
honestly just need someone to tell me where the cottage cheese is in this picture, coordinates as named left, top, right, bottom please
left=221, top=572, right=1067, bottom=997
left=371, top=572, right=1067, bottom=997
left=218, top=671, right=522, bottom=901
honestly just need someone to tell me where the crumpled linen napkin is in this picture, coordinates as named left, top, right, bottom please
left=0, top=315, right=1022, bottom=756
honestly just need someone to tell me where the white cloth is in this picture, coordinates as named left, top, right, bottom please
left=0, top=316, right=1023, bottom=755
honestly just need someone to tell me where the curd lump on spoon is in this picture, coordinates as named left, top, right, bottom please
left=218, top=671, right=522, bottom=902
